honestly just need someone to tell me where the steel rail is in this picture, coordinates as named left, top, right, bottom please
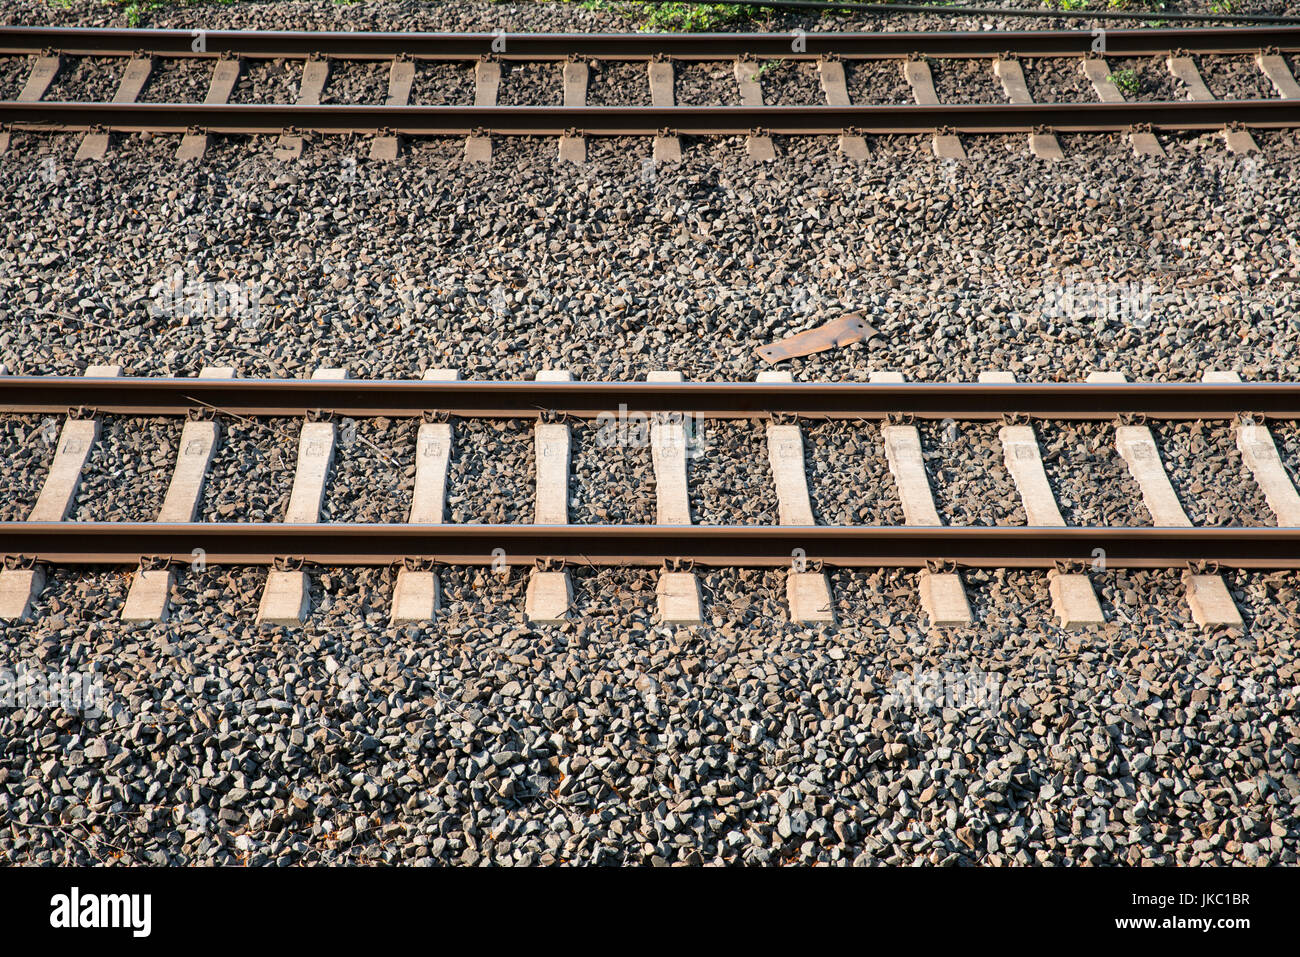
left=1, top=25, right=1299, bottom=59
left=2, top=523, right=1298, bottom=569
left=1, top=377, right=1296, bottom=420
left=4, top=100, right=1299, bottom=135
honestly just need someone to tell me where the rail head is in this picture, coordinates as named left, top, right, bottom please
left=1, top=376, right=1298, bottom=419
left=2, top=25, right=1298, bottom=59
left=3, top=523, right=1299, bottom=570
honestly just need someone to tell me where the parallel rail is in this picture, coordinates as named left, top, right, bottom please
left=2, top=524, right=1299, bottom=569
left=6, top=100, right=1300, bottom=136
left=3, top=25, right=1300, bottom=59
left=1, top=376, right=1298, bottom=419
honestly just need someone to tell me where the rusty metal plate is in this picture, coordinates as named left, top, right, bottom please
left=756, top=314, right=877, bottom=364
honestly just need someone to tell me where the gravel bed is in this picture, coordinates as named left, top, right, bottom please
left=1199, top=55, right=1275, bottom=101
left=410, top=61, right=476, bottom=105
left=498, top=61, right=561, bottom=107
left=3, top=560, right=1296, bottom=866
left=1102, top=56, right=1181, bottom=102
left=569, top=421, right=656, bottom=525
left=804, top=422, right=905, bottom=526
left=71, top=416, right=181, bottom=523
left=320, top=417, right=415, bottom=523
left=1149, top=422, right=1273, bottom=527
left=138, top=58, right=216, bottom=104
left=229, top=60, right=303, bottom=104
left=319, top=61, right=388, bottom=105
left=0, top=56, right=30, bottom=100
left=197, top=417, right=298, bottom=522
left=1023, top=56, right=1098, bottom=104
left=43, top=56, right=120, bottom=101
left=3, top=111, right=1297, bottom=384
left=586, top=61, right=649, bottom=107
left=444, top=419, right=535, bottom=525
left=844, top=60, right=914, bottom=104
left=674, top=61, right=737, bottom=106
left=919, top=421, right=1027, bottom=526
left=1038, top=422, right=1151, bottom=527
left=931, top=58, right=1006, bottom=105
left=0, top=414, right=58, bottom=521
left=755, top=60, right=823, bottom=106
left=688, top=422, right=780, bottom=526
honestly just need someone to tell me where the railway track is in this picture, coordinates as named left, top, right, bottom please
left=1, top=25, right=1299, bottom=161
left=1, top=367, right=1296, bottom=631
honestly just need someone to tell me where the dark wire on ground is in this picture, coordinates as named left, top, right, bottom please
left=619, top=0, right=1300, bottom=26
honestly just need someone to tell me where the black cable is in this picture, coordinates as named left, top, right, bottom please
left=621, top=1, right=1300, bottom=26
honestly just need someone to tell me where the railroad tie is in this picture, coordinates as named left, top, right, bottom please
left=1088, top=370, right=1242, bottom=628
left=177, top=57, right=242, bottom=161
left=978, top=370, right=1104, bottom=629
left=0, top=51, right=61, bottom=153
left=1256, top=50, right=1300, bottom=99
left=1203, top=370, right=1300, bottom=525
left=275, top=55, right=331, bottom=161
left=992, top=58, right=1063, bottom=161
left=390, top=367, right=459, bottom=625
left=650, top=58, right=683, bottom=164
left=758, top=370, right=834, bottom=624
left=121, top=365, right=234, bottom=623
left=902, top=58, right=966, bottom=162
left=1080, top=58, right=1165, bottom=157
left=75, top=54, right=154, bottom=162
left=526, top=369, right=574, bottom=624
left=558, top=58, right=589, bottom=164
left=816, top=57, right=867, bottom=161
left=872, top=369, right=972, bottom=628
left=733, top=58, right=775, bottom=162
left=0, top=364, right=119, bottom=622
left=464, top=57, right=500, bottom=164
left=370, top=55, right=415, bottom=161
left=256, top=366, right=346, bottom=626
left=1166, top=54, right=1258, bottom=154
left=648, top=370, right=702, bottom=625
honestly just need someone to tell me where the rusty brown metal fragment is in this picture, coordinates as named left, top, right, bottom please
left=756, top=314, right=877, bottom=364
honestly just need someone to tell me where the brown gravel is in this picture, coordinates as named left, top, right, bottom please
left=805, top=422, right=905, bottom=526
left=498, top=61, right=561, bottom=106
left=43, top=55, right=120, bottom=101
left=409, top=61, right=476, bottom=105
left=756, top=60, right=823, bottom=106
left=137, top=58, right=215, bottom=103
left=197, top=416, right=298, bottom=522
left=320, top=417, right=415, bottom=523
left=1038, top=422, right=1151, bottom=527
left=569, top=420, right=657, bottom=525
left=1023, top=56, right=1099, bottom=104
left=586, top=60, right=650, bottom=107
left=1151, top=421, right=1274, bottom=527
left=1102, top=56, right=1181, bottom=101
left=845, top=60, right=914, bottom=104
left=0, top=414, right=57, bottom=522
left=319, top=61, right=388, bottom=105
left=931, top=57, right=1007, bottom=105
left=920, top=421, right=1028, bottom=526
left=228, top=59, right=303, bottom=104
left=689, top=421, right=779, bottom=526
left=1199, top=55, right=1275, bottom=101
left=445, top=419, right=535, bottom=525
left=675, top=61, right=739, bottom=106
left=0, top=56, right=31, bottom=100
